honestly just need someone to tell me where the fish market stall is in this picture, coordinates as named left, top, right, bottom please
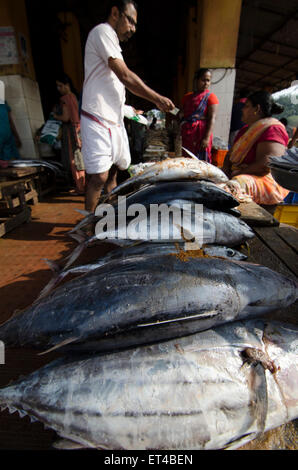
left=0, top=156, right=297, bottom=451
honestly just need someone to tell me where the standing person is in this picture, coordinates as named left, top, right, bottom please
left=0, top=101, right=21, bottom=160
left=180, top=68, right=219, bottom=163
left=80, top=0, right=175, bottom=213
left=222, top=91, right=289, bottom=208
left=53, top=74, right=85, bottom=195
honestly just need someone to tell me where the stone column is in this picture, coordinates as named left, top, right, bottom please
left=0, top=0, right=44, bottom=159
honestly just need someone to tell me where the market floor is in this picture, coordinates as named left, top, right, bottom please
left=0, top=191, right=114, bottom=450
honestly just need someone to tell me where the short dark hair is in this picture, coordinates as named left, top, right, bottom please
left=56, top=72, right=78, bottom=97
left=194, top=68, right=212, bottom=81
left=239, top=88, right=250, bottom=99
left=247, top=91, right=284, bottom=117
left=106, top=0, right=138, bottom=19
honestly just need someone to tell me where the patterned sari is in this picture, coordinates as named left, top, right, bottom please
left=229, top=118, right=289, bottom=205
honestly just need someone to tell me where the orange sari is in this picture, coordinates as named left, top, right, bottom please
left=229, top=118, right=289, bottom=205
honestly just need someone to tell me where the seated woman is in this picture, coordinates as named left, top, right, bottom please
left=222, top=91, right=289, bottom=208
left=181, top=68, right=219, bottom=163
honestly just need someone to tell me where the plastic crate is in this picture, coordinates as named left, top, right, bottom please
left=211, top=149, right=228, bottom=167
left=274, top=204, right=298, bottom=228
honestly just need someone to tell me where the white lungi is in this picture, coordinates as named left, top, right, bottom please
left=81, top=113, right=131, bottom=174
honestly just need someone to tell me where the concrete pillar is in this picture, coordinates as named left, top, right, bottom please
left=0, top=0, right=44, bottom=159
left=198, top=0, right=242, bottom=143
left=58, top=12, right=84, bottom=94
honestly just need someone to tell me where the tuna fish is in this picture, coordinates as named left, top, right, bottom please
left=0, top=319, right=297, bottom=450
left=110, top=180, right=238, bottom=211
left=36, top=243, right=247, bottom=301
left=70, top=180, right=240, bottom=235
left=109, top=158, right=228, bottom=196
left=64, top=203, right=253, bottom=271
left=93, top=201, right=254, bottom=246
left=0, top=256, right=296, bottom=354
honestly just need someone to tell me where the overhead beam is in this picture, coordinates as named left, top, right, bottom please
left=237, top=8, right=298, bottom=66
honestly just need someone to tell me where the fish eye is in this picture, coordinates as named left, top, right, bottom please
left=227, top=249, right=234, bottom=257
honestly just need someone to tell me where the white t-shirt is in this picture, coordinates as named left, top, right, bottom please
left=82, top=23, right=126, bottom=124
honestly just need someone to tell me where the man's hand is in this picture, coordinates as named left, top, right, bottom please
left=109, top=58, right=175, bottom=112
left=155, top=96, right=175, bottom=113
left=200, top=137, right=209, bottom=150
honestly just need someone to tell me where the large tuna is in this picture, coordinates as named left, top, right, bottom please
left=0, top=256, right=296, bottom=354
left=65, top=203, right=254, bottom=271
left=70, top=180, right=240, bottom=235
left=0, top=319, right=297, bottom=450
left=36, top=242, right=248, bottom=301
left=109, top=157, right=228, bottom=196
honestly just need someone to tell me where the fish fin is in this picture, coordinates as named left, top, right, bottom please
left=223, top=432, right=259, bottom=450
left=68, top=232, right=86, bottom=244
left=37, top=337, right=78, bottom=356
left=33, top=274, right=61, bottom=303
left=181, top=147, right=198, bottom=160
left=8, top=406, right=17, bottom=414
left=52, top=438, right=87, bottom=450
left=43, top=258, right=61, bottom=273
left=30, top=415, right=39, bottom=423
left=75, top=209, right=91, bottom=216
left=63, top=244, right=86, bottom=270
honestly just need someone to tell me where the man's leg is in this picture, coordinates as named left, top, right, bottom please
left=104, top=165, right=118, bottom=194
left=85, top=171, right=109, bottom=213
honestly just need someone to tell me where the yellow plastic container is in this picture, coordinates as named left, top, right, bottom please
left=211, top=149, right=228, bottom=168
left=274, top=205, right=298, bottom=228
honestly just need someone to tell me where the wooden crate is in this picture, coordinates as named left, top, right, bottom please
left=0, top=178, right=38, bottom=215
left=0, top=205, right=31, bottom=237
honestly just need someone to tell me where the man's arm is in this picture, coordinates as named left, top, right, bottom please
left=109, top=58, right=175, bottom=113
left=231, top=141, right=286, bottom=177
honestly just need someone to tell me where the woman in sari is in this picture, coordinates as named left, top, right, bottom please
left=53, top=74, right=85, bottom=194
left=181, top=68, right=219, bottom=162
left=222, top=91, right=289, bottom=209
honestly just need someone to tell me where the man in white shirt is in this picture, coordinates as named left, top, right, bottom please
left=81, top=0, right=175, bottom=213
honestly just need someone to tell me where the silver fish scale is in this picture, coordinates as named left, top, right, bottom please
left=0, top=320, right=297, bottom=449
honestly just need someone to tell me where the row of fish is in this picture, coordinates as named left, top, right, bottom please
left=0, top=155, right=297, bottom=450
left=62, top=161, right=252, bottom=275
